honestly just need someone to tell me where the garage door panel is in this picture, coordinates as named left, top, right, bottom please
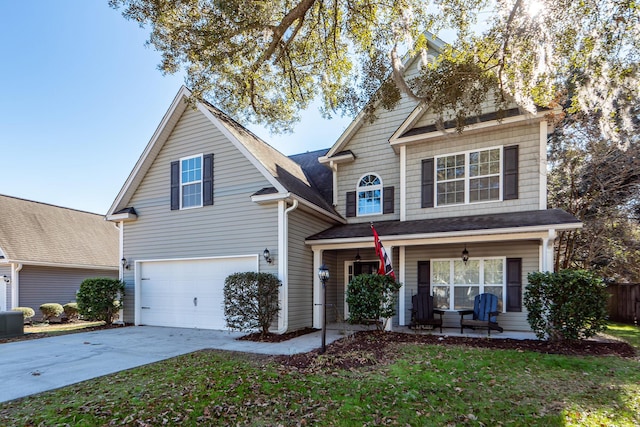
left=137, top=257, right=256, bottom=330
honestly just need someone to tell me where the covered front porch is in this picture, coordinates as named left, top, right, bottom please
left=305, top=209, right=582, bottom=333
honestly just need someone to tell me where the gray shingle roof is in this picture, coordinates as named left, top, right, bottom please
left=202, top=103, right=337, bottom=215
left=306, top=209, right=581, bottom=240
left=0, top=195, right=118, bottom=268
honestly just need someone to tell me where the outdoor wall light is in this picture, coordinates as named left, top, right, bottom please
left=1, top=275, right=9, bottom=284
left=263, top=248, right=273, bottom=264
left=121, top=257, right=130, bottom=270
left=355, top=249, right=361, bottom=263
left=462, top=246, right=469, bottom=265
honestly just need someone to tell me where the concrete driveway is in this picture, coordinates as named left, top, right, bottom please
left=0, top=326, right=344, bottom=403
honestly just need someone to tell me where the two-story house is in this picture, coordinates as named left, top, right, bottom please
left=107, top=38, right=581, bottom=333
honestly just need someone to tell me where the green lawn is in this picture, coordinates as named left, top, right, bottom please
left=604, top=322, right=640, bottom=351
left=1, top=333, right=638, bottom=426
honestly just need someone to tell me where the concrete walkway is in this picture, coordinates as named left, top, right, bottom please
left=0, top=324, right=537, bottom=403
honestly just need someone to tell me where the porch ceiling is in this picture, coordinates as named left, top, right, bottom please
left=306, top=209, right=581, bottom=244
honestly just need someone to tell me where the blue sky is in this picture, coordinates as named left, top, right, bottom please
left=0, top=1, right=351, bottom=214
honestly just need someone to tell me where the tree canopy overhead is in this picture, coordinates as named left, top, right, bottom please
left=110, top=0, right=639, bottom=145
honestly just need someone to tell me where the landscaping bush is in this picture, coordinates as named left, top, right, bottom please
left=63, top=302, right=79, bottom=320
left=40, top=303, right=64, bottom=322
left=346, top=274, right=402, bottom=330
left=525, top=269, right=609, bottom=340
left=12, top=307, right=35, bottom=322
left=223, top=272, right=281, bottom=336
left=77, top=278, right=125, bottom=325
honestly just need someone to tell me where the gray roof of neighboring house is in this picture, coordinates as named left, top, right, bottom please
left=306, top=209, right=581, bottom=240
left=202, top=103, right=337, bottom=215
left=0, top=194, right=118, bottom=268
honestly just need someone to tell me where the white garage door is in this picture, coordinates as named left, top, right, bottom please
left=137, top=256, right=257, bottom=330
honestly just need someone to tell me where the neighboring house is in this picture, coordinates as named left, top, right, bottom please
left=0, top=195, right=119, bottom=315
left=107, top=38, right=581, bottom=333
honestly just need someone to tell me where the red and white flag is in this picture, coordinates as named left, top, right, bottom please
left=371, top=224, right=396, bottom=281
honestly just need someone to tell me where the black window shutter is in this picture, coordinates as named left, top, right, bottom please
left=421, top=158, right=434, bottom=208
left=203, top=153, right=214, bottom=206
left=170, top=161, right=180, bottom=210
left=346, top=191, right=356, bottom=217
left=506, top=258, right=522, bottom=312
left=417, top=261, right=430, bottom=295
left=503, top=145, right=519, bottom=200
left=383, top=186, right=394, bottom=214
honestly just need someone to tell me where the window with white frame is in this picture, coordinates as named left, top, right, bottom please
left=436, top=147, right=501, bottom=206
left=357, top=174, right=382, bottom=215
left=181, top=155, right=203, bottom=208
left=431, top=258, right=505, bottom=311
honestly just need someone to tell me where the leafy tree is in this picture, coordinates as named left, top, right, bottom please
left=223, top=272, right=281, bottom=336
left=111, top=0, right=638, bottom=146
left=525, top=270, right=609, bottom=341
left=77, top=278, right=125, bottom=325
left=548, top=107, right=640, bottom=281
left=346, top=274, right=402, bottom=330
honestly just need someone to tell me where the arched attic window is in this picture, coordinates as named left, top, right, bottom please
left=357, top=174, right=383, bottom=216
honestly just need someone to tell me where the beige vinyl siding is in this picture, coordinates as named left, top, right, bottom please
left=403, top=241, right=539, bottom=331
left=121, top=107, right=280, bottom=323
left=287, top=209, right=336, bottom=331
left=336, top=87, right=421, bottom=224
left=18, top=265, right=118, bottom=315
left=405, top=121, right=542, bottom=219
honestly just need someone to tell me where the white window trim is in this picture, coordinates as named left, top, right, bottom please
left=356, top=173, right=383, bottom=216
left=434, top=146, right=503, bottom=207
left=180, top=153, right=204, bottom=210
left=430, top=256, right=507, bottom=312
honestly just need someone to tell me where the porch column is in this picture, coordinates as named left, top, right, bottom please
left=312, top=248, right=324, bottom=329
left=541, top=229, right=556, bottom=272
left=398, top=246, right=406, bottom=326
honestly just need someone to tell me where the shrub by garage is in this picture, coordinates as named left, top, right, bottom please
left=77, top=278, right=125, bottom=325
left=40, top=303, right=64, bottom=322
left=223, top=272, right=281, bottom=336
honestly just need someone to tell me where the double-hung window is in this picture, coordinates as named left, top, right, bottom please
left=436, top=147, right=501, bottom=206
left=181, top=155, right=202, bottom=209
left=357, top=174, right=382, bottom=216
left=431, top=258, right=505, bottom=311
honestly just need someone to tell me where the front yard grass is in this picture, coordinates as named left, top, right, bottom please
left=24, top=320, right=105, bottom=335
left=1, top=339, right=638, bottom=426
left=604, top=322, right=640, bottom=352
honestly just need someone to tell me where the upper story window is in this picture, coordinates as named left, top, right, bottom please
left=436, top=147, right=501, bottom=206
left=357, top=174, right=382, bottom=216
left=170, top=153, right=214, bottom=211
left=181, top=155, right=203, bottom=209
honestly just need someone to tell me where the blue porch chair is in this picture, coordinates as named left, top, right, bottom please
left=458, top=293, right=504, bottom=335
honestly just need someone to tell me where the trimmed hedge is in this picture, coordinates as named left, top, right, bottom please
left=40, top=303, right=64, bottom=321
left=12, top=307, right=35, bottom=321
left=346, top=274, right=402, bottom=330
left=77, top=278, right=125, bottom=325
left=525, top=269, right=609, bottom=340
left=223, top=272, right=281, bottom=336
left=63, top=302, right=79, bottom=320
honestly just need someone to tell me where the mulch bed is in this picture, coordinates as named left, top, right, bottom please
left=273, top=330, right=637, bottom=371
left=237, top=327, right=318, bottom=343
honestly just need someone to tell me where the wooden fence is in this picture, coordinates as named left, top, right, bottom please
left=606, top=283, right=640, bottom=324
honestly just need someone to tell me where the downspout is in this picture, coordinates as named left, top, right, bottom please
left=277, top=199, right=299, bottom=334
left=11, top=263, right=23, bottom=308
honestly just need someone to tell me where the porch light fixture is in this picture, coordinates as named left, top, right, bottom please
left=462, top=246, right=469, bottom=265
left=1, top=275, right=9, bottom=284
left=263, top=248, right=273, bottom=264
left=121, top=257, right=130, bottom=270
left=355, top=249, right=361, bottom=263
left=318, top=264, right=330, bottom=353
